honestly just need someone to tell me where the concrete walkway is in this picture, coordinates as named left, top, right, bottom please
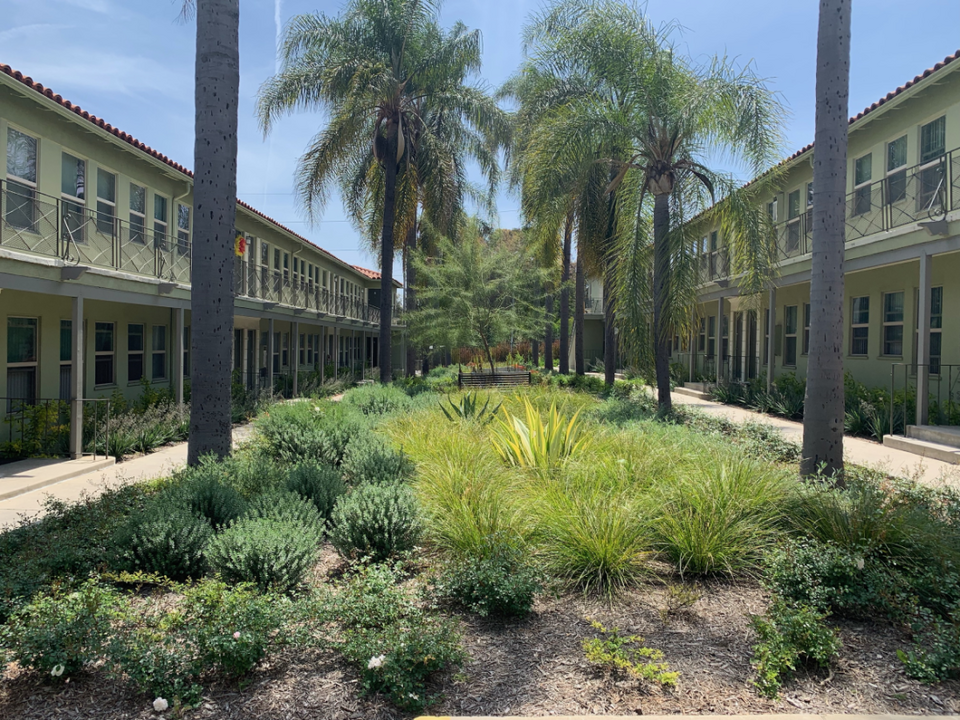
left=669, top=389, right=960, bottom=488
left=0, top=424, right=256, bottom=530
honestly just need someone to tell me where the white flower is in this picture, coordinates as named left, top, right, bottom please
left=153, top=697, right=169, bottom=712
left=856, top=557, right=865, bottom=570
left=50, top=664, right=65, bottom=677
left=367, top=654, right=385, bottom=669
left=233, top=631, right=241, bottom=639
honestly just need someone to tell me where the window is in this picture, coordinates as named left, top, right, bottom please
left=721, top=314, right=729, bottom=359
left=7, top=317, right=38, bottom=406
left=786, top=189, right=801, bottom=253
left=803, top=303, right=811, bottom=355
left=707, top=316, right=716, bottom=359
left=283, top=253, right=290, bottom=283
left=784, top=305, right=798, bottom=366
left=129, top=184, right=146, bottom=244
left=6, top=128, right=38, bottom=231
left=919, top=117, right=946, bottom=212
left=882, top=291, right=904, bottom=356
left=95, top=322, right=115, bottom=386
left=154, top=195, right=168, bottom=250
left=914, top=286, right=943, bottom=374
left=299, top=333, right=306, bottom=365
left=886, top=135, right=907, bottom=204
left=853, top=153, right=872, bottom=216
left=60, top=153, right=87, bottom=245
left=183, top=326, right=191, bottom=378
left=128, top=324, right=144, bottom=382
left=60, top=320, right=72, bottom=401
left=261, top=242, right=269, bottom=264
left=282, top=332, right=289, bottom=367
left=767, top=197, right=778, bottom=223
left=96, top=168, right=116, bottom=234
left=850, top=296, right=870, bottom=356
left=272, top=332, right=280, bottom=373
left=698, top=317, right=706, bottom=352
left=763, top=309, right=770, bottom=365
left=708, top=230, right=719, bottom=278
left=177, top=204, right=190, bottom=255
left=150, top=326, right=167, bottom=380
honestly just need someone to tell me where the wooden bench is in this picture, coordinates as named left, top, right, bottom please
left=458, top=371, right=531, bottom=389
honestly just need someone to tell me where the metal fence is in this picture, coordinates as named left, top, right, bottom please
left=0, top=397, right=110, bottom=461
left=889, top=363, right=960, bottom=435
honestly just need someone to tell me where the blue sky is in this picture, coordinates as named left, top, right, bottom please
left=2, top=0, right=958, bottom=274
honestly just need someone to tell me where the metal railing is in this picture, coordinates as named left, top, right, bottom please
left=889, top=363, right=960, bottom=435
left=1, top=397, right=110, bottom=460
left=1, top=180, right=398, bottom=325
left=678, top=352, right=765, bottom=386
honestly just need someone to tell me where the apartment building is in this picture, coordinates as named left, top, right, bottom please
left=0, top=62, right=404, bottom=456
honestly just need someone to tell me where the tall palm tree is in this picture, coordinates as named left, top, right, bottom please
left=184, top=0, right=240, bottom=464
left=801, top=0, right=851, bottom=480
left=258, top=0, right=505, bottom=382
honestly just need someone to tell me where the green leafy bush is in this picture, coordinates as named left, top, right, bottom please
left=115, top=504, right=212, bottom=581
left=109, top=628, right=202, bottom=706
left=257, top=402, right=364, bottom=465
left=285, top=461, right=346, bottom=520
left=582, top=619, right=678, bottom=686
left=341, top=433, right=413, bottom=485
left=164, top=474, right=247, bottom=529
left=750, top=598, right=841, bottom=698
left=329, top=483, right=422, bottom=562
left=206, top=517, right=317, bottom=593
left=431, top=539, right=540, bottom=617
left=244, top=490, right=325, bottom=541
left=898, top=611, right=960, bottom=683
left=176, top=453, right=286, bottom=500
left=1, top=579, right=119, bottom=678
left=342, top=384, right=413, bottom=416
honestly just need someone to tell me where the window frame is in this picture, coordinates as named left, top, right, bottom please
left=94, top=321, right=116, bottom=387
left=850, top=296, right=870, bottom=357
left=61, top=152, right=87, bottom=245
left=153, top=194, right=169, bottom=251
left=6, top=316, right=38, bottom=409
left=176, top=203, right=191, bottom=256
left=802, top=302, right=811, bottom=355
left=152, top=325, right=168, bottom=381
left=129, top=183, right=147, bottom=244
left=783, top=305, right=798, bottom=367
left=127, top=323, right=145, bottom=384
left=6, top=126, right=40, bottom=232
left=918, top=116, right=947, bottom=213
left=95, top=167, right=117, bottom=236
left=881, top=291, right=905, bottom=358
left=853, top=153, right=873, bottom=216
left=886, top=135, right=908, bottom=205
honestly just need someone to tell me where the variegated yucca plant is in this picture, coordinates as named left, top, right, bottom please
left=493, top=398, right=589, bottom=472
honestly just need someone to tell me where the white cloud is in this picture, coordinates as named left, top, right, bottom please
left=0, top=24, right=68, bottom=44
left=59, top=0, right=111, bottom=13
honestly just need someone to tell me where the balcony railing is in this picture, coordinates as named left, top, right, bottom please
left=770, top=147, right=960, bottom=262
left=0, top=180, right=396, bottom=325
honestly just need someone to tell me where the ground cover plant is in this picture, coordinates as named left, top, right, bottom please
left=2, top=383, right=960, bottom=717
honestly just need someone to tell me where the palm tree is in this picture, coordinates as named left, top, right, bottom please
left=184, top=0, right=240, bottom=464
left=257, top=0, right=505, bottom=382
left=801, top=0, right=851, bottom=480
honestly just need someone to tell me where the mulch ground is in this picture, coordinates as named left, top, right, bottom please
left=2, top=552, right=958, bottom=719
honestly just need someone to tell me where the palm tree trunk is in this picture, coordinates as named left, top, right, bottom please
left=801, top=0, right=850, bottom=481
left=559, top=215, right=572, bottom=374
left=652, top=192, right=672, bottom=413
left=404, top=214, right=417, bottom=377
left=544, top=289, right=554, bottom=371
left=188, top=0, right=239, bottom=465
left=575, top=254, right=585, bottom=375
left=531, top=337, right=539, bottom=367
left=378, top=124, right=399, bottom=384
left=603, top=191, right=618, bottom=386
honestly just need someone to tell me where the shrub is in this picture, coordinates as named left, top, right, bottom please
left=582, top=619, right=678, bottom=686
left=109, top=628, right=202, bottom=706
left=341, top=433, right=413, bottom=485
left=431, top=537, right=540, bottom=617
left=898, top=612, right=960, bottom=683
left=750, top=598, right=841, bottom=698
left=647, top=453, right=792, bottom=575
left=244, top=491, right=325, bottom=541
left=164, top=474, right=247, bottom=529
left=115, top=504, right=212, bottom=581
left=1, top=579, right=119, bottom=678
left=342, top=384, right=413, bottom=416
left=257, top=402, right=364, bottom=465
left=329, top=483, right=422, bottom=562
left=206, top=517, right=317, bottom=593
left=177, top=453, right=286, bottom=500
left=285, top=461, right=346, bottom=520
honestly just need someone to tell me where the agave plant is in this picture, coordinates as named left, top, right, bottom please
left=439, top=392, right=501, bottom=424
left=493, top=399, right=589, bottom=472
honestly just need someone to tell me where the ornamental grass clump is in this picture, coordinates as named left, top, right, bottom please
left=329, top=483, right=422, bottom=562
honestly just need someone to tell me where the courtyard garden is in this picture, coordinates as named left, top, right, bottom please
left=1, top=375, right=959, bottom=718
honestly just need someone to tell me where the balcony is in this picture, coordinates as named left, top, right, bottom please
left=0, top=181, right=397, bottom=325
left=770, top=147, right=960, bottom=262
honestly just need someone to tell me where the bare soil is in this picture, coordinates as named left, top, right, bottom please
left=2, top=552, right=958, bottom=719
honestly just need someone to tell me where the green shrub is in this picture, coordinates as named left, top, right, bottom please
left=109, top=628, right=202, bottom=705
left=244, top=491, right=325, bottom=541
left=285, top=461, right=346, bottom=520
left=115, top=504, right=212, bottom=581
left=898, top=612, right=960, bottom=683
left=177, top=453, right=286, bottom=500
left=750, top=598, right=841, bottom=698
left=341, top=433, right=413, bottom=485
left=431, top=538, right=540, bottom=617
left=342, top=384, right=413, bottom=416
left=1, top=579, right=119, bottom=678
left=648, top=453, right=792, bottom=576
left=582, top=619, right=679, bottom=686
left=329, top=483, right=422, bottom=562
left=257, top=402, right=364, bottom=465
left=164, top=474, right=247, bottom=529
left=206, top=517, right=317, bottom=593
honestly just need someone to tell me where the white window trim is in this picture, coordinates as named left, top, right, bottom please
left=882, top=291, right=905, bottom=357
left=128, top=323, right=144, bottom=384
left=94, top=321, right=116, bottom=387
left=152, top=325, right=168, bottom=381
left=850, top=296, right=870, bottom=357
left=6, top=125, right=39, bottom=188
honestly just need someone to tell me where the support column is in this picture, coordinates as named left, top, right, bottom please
left=70, top=295, right=84, bottom=459
left=267, top=318, right=275, bottom=394
left=917, top=251, right=932, bottom=425
left=174, top=308, right=185, bottom=405
left=292, top=321, right=300, bottom=397
left=688, top=322, right=695, bottom=383
left=334, top=326, right=340, bottom=378
left=715, top=296, right=723, bottom=383
left=320, top=326, right=326, bottom=383
left=766, top=287, right=776, bottom=394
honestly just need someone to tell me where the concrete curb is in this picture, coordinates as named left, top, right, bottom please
left=0, top=456, right=115, bottom=501
left=416, top=715, right=956, bottom=720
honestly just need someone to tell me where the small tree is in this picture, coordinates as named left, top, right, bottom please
left=408, top=221, right=547, bottom=373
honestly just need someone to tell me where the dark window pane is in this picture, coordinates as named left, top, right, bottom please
left=920, top=117, right=946, bottom=164
left=7, top=318, right=37, bottom=364
left=7, top=367, right=36, bottom=405
left=152, top=353, right=166, bottom=380
left=128, top=324, right=144, bottom=352
left=884, top=325, right=903, bottom=356
left=95, top=323, right=114, bottom=352
left=95, top=355, right=114, bottom=385
left=60, top=320, right=72, bottom=363
left=851, top=327, right=869, bottom=356
left=128, top=353, right=143, bottom=382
